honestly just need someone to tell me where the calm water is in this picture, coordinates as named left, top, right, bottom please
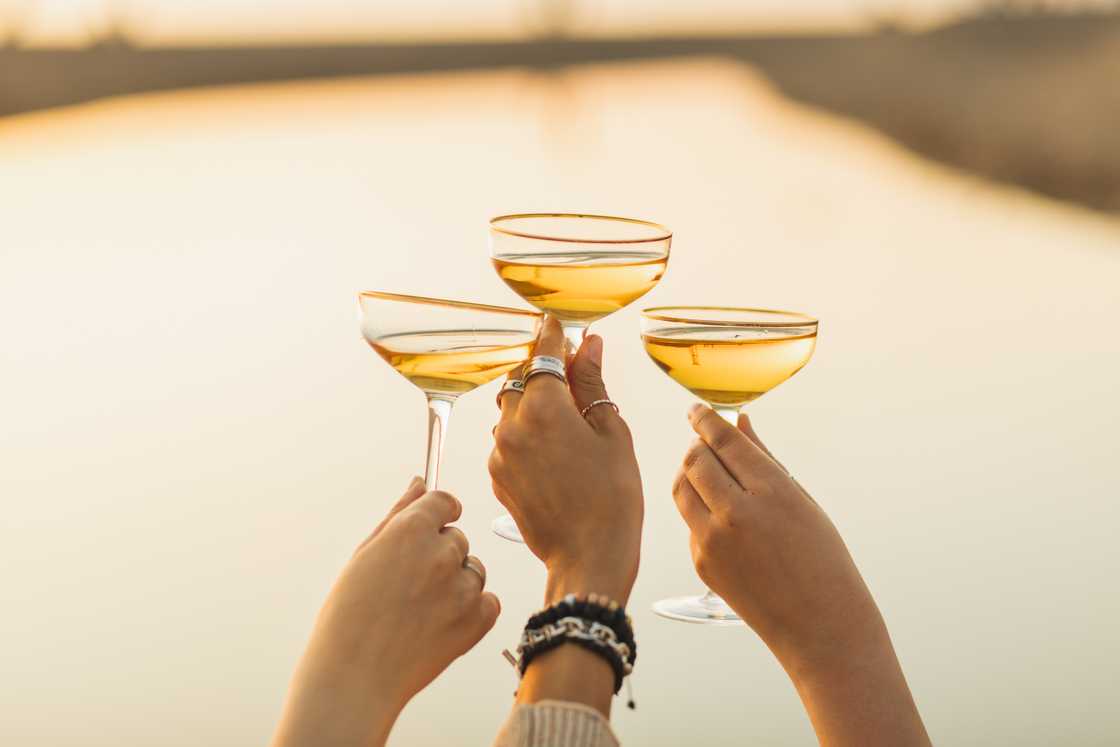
left=2, top=60, right=1118, bottom=745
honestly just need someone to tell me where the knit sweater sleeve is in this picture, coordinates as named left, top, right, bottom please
left=491, top=700, right=619, bottom=747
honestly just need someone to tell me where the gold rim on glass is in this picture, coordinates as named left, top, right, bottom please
left=642, top=306, right=818, bottom=328
left=490, top=213, right=673, bottom=244
left=359, top=290, right=542, bottom=317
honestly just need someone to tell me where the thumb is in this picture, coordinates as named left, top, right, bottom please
left=736, top=412, right=790, bottom=473
left=567, top=334, right=609, bottom=411
left=354, top=475, right=425, bottom=556
left=737, top=412, right=817, bottom=504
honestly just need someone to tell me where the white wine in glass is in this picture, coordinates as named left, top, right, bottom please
left=492, top=251, right=667, bottom=323
left=641, top=306, right=818, bottom=625
left=489, top=213, right=672, bottom=542
left=490, top=213, right=672, bottom=350
left=360, top=291, right=542, bottom=490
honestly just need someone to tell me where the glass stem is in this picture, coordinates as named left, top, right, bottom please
left=560, top=323, right=588, bottom=356
left=424, top=395, right=455, bottom=490
left=712, top=404, right=741, bottom=426
left=700, top=407, right=741, bottom=614
left=699, top=589, right=722, bottom=606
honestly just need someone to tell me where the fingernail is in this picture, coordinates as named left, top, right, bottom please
left=587, top=335, right=603, bottom=366
left=410, top=475, right=424, bottom=488
left=688, top=402, right=705, bottom=420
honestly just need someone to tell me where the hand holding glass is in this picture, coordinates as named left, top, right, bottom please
left=641, top=306, right=818, bottom=624
left=489, top=213, right=671, bottom=541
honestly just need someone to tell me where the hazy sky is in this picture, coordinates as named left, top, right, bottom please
left=0, top=0, right=1038, bottom=45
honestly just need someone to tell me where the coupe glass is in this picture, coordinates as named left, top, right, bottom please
left=640, top=306, right=818, bottom=624
left=489, top=212, right=672, bottom=541
left=359, top=291, right=542, bottom=490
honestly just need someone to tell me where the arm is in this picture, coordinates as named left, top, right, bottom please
left=673, top=405, right=930, bottom=747
left=489, top=316, right=643, bottom=723
left=271, top=479, right=500, bottom=747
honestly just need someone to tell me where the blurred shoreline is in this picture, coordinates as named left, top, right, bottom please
left=3, top=9, right=1118, bottom=211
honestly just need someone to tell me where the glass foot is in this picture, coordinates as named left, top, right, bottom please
left=652, top=593, right=744, bottom=625
left=491, top=513, right=525, bottom=543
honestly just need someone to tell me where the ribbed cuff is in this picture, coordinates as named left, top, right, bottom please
left=492, top=700, right=619, bottom=747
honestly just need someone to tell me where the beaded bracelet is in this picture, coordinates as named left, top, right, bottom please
left=504, top=593, right=638, bottom=708
left=527, top=593, right=637, bottom=665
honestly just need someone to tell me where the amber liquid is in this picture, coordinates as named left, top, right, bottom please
left=492, top=250, right=667, bottom=323
left=370, top=329, right=535, bottom=397
left=643, top=327, right=816, bottom=407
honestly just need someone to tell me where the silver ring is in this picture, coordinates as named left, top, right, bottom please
left=580, top=398, right=619, bottom=418
left=463, top=555, right=486, bottom=587
left=495, top=378, right=525, bottom=408
left=524, top=355, right=566, bottom=384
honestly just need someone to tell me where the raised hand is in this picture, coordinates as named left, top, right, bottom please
left=489, top=315, right=643, bottom=606
left=272, top=478, right=500, bottom=747
left=673, top=405, right=931, bottom=747
left=488, top=315, right=644, bottom=717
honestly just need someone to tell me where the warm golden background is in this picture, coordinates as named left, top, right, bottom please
left=2, top=1, right=1119, bottom=745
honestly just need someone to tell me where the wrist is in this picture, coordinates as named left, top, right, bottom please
left=275, top=674, right=399, bottom=747
left=544, top=559, right=636, bottom=607
left=779, top=616, right=895, bottom=690
left=781, top=626, right=931, bottom=747
left=279, top=644, right=404, bottom=747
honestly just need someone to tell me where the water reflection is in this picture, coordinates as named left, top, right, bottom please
left=1, top=60, right=1118, bottom=746
left=4, top=10, right=1119, bottom=211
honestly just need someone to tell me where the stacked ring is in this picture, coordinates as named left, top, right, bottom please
left=580, top=399, right=620, bottom=418
left=523, top=355, right=566, bottom=384
left=496, top=378, right=525, bottom=407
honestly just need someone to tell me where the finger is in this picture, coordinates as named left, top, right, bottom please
left=737, top=412, right=789, bottom=473
left=568, top=334, right=623, bottom=433
left=441, top=525, right=470, bottom=560
left=521, top=315, right=568, bottom=398
left=689, top=404, right=780, bottom=490
left=462, top=554, right=486, bottom=590
left=738, top=413, right=817, bottom=504
left=406, top=489, right=463, bottom=528
left=355, top=475, right=425, bottom=554
left=385, top=475, right=426, bottom=522
left=682, top=437, right=746, bottom=514
left=568, top=334, right=608, bottom=408
left=671, top=469, right=710, bottom=534
left=477, top=592, right=501, bottom=632
left=496, top=364, right=525, bottom=419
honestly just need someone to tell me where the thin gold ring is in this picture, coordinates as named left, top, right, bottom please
left=580, top=399, right=620, bottom=418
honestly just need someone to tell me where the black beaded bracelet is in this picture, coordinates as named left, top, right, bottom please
left=526, top=593, right=637, bottom=668
left=510, top=594, right=637, bottom=703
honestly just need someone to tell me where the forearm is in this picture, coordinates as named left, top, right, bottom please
left=516, top=643, right=617, bottom=717
left=271, top=660, right=400, bottom=747
left=784, top=628, right=930, bottom=747
left=272, top=700, right=396, bottom=747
